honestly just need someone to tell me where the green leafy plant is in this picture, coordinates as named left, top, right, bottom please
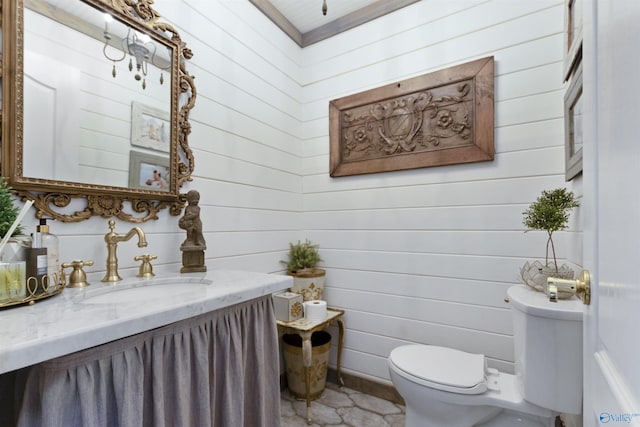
left=280, top=239, right=322, bottom=273
left=0, top=178, right=24, bottom=239
left=522, top=188, right=579, bottom=272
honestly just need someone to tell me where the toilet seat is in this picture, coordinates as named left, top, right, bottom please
left=389, top=345, right=487, bottom=395
left=389, top=345, right=555, bottom=418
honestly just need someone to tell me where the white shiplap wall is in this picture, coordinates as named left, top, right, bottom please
left=19, top=0, right=304, bottom=279
left=295, top=0, right=582, bottom=384
left=17, top=0, right=584, bottom=388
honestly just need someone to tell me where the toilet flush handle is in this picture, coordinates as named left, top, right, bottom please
left=546, top=270, right=591, bottom=305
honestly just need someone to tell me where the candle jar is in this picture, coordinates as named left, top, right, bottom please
left=0, top=261, right=26, bottom=303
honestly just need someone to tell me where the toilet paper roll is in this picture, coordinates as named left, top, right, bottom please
left=303, top=300, right=327, bottom=322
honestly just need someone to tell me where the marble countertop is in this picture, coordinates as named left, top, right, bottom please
left=0, top=267, right=292, bottom=374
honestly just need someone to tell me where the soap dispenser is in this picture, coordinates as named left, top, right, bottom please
left=37, top=218, right=59, bottom=288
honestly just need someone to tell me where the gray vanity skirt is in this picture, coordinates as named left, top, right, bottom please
left=0, top=295, right=281, bottom=427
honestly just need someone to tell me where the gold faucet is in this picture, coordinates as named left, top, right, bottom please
left=101, top=220, right=147, bottom=282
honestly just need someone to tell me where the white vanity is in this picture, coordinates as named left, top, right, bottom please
left=0, top=268, right=291, bottom=427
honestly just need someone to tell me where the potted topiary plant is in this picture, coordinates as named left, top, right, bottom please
left=0, top=177, right=28, bottom=262
left=281, top=239, right=326, bottom=301
left=520, top=188, right=579, bottom=296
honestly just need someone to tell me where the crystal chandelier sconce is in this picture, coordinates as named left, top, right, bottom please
left=322, top=0, right=328, bottom=16
left=102, top=14, right=169, bottom=90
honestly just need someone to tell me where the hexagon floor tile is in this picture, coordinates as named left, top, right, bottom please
left=281, top=383, right=405, bottom=427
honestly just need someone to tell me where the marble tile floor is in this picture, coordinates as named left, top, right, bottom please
left=280, top=382, right=405, bottom=427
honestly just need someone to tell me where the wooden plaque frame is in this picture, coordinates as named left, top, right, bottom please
left=329, top=56, right=494, bottom=177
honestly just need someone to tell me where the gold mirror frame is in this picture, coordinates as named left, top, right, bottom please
left=1, top=0, right=196, bottom=222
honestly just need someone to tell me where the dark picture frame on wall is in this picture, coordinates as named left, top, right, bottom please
left=564, top=0, right=582, bottom=81
left=564, top=62, right=583, bottom=181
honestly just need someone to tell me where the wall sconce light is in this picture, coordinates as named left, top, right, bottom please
left=102, top=14, right=169, bottom=90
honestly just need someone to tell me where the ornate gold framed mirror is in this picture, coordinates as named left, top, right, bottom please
left=1, top=0, right=196, bottom=222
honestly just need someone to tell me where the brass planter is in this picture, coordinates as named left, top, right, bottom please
left=283, top=331, right=332, bottom=400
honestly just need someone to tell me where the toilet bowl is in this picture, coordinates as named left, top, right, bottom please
left=388, top=284, right=583, bottom=427
left=388, top=345, right=554, bottom=426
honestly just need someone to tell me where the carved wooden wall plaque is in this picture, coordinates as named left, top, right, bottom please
left=329, top=56, right=494, bottom=177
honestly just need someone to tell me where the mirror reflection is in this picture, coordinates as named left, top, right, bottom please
left=3, top=0, right=195, bottom=222
left=23, top=0, right=172, bottom=191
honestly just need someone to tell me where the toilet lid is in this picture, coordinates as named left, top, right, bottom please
left=390, top=345, right=487, bottom=395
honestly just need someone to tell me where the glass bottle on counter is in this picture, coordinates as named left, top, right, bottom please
left=36, top=218, right=59, bottom=291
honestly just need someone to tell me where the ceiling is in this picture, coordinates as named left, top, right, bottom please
left=249, top=0, right=421, bottom=47
left=269, top=0, right=378, bottom=34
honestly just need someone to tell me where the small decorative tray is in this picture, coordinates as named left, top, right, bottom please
left=0, top=271, right=65, bottom=309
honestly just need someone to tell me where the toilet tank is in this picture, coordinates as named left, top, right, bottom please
left=507, top=284, right=583, bottom=414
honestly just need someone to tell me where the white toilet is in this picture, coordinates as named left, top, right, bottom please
left=388, top=284, right=583, bottom=427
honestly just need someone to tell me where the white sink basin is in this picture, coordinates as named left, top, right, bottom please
left=74, top=276, right=212, bottom=305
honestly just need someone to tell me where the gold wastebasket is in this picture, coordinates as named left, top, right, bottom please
left=283, top=331, right=332, bottom=400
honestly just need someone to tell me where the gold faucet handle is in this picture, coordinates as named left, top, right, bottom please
left=134, top=254, right=157, bottom=278
left=61, top=260, right=94, bottom=288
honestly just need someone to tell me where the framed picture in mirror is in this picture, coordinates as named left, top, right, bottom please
left=131, top=102, right=171, bottom=153
left=129, top=151, right=170, bottom=191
